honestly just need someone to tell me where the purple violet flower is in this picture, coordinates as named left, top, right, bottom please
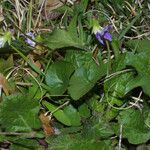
left=25, top=32, right=36, bottom=47
left=93, top=25, right=112, bottom=45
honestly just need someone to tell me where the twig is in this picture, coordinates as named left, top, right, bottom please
left=118, top=124, right=123, bottom=150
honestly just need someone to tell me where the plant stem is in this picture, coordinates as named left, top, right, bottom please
left=106, top=41, right=111, bottom=76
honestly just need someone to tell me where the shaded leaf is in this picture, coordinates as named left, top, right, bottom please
left=43, top=101, right=71, bottom=126
left=45, top=61, right=74, bottom=95
left=83, top=117, right=114, bottom=139
left=0, top=93, right=41, bottom=132
left=125, top=52, right=150, bottom=96
left=67, top=52, right=107, bottom=100
left=47, top=134, right=113, bottom=150
left=126, top=39, right=150, bottom=53
left=78, top=103, right=91, bottom=118
left=10, top=138, right=39, bottom=150
left=64, top=105, right=81, bottom=126
left=0, top=54, right=13, bottom=74
left=42, top=29, right=84, bottom=50
left=118, top=109, right=150, bottom=144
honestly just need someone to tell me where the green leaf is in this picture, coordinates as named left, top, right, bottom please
left=74, top=0, right=89, bottom=14
left=45, top=61, right=74, bottom=95
left=42, top=29, right=84, bottom=50
left=78, top=103, right=91, bottom=118
left=125, top=52, right=150, bottom=96
left=111, top=38, right=120, bottom=59
left=0, top=93, right=40, bottom=132
left=61, top=126, right=83, bottom=134
left=87, top=94, right=105, bottom=113
left=0, top=55, right=14, bottom=74
left=47, top=134, right=113, bottom=150
left=63, top=105, right=81, bottom=126
left=67, top=52, right=107, bottom=100
left=126, top=39, right=150, bottom=53
left=28, top=80, right=46, bottom=100
left=68, top=15, right=78, bottom=38
left=118, top=109, right=150, bottom=144
left=104, top=54, right=134, bottom=120
left=83, top=117, right=114, bottom=139
left=105, top=72, right=134, bottom=99
left=43, top=101, right=71, bottom=126
left=9, top=138, right=39, bottom=150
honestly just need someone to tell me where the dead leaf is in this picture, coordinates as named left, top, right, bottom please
left=39, top=112, right=54, bottom=136
left=0, top=74, right=10, bottom=96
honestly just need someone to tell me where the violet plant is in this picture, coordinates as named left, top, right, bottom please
left=25, top=32, right=36, bottom=47
left=92, top=20, right=112, bottom=45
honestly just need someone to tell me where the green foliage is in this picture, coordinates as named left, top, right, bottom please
left=118, top=109, right=150, bottom=144
left=125, top=52, right=150, bottom=96
left=45, top=61, right=74, bottom=95
left=0, top=93, right=41, bottom=132
left=83, top=117, right=114, bottom=139
left=78, top=103, right=91, bottom=118
left=0, top=54, right=13, bottom=74
left=42, top=29, right=85, bottom=50
left=63, top=105, right=81, bottom=126
left=43, top=101, right=81, bottom=126
left=1, top=0, right=150, bottom=149
left=43, top=101, right=71, bottom=126
left=9, top=138, right=40, bottom=150
left=47, top=134, right=113, bottom=150
left=126, top=39, right=150, bottom=53
left=67, top=51, right=107, bottom=100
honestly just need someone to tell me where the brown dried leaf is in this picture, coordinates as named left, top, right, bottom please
left=0, top=74, right=10, bottom=96
left=39, top=113, right=54, bottom=136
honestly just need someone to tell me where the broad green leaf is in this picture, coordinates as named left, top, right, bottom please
left=68, top=15, right=78, bottom=38
left=78, top=103, right=91, bottom=118
left=68, top=52, right=107, bottom=100
left=61, top=126, right=83, bottom=134
left=45, top=61, right=74, bottom=95
left=118, top=109, right=150, bottom=144
left=10, top=138, right=40, bottom=150
left=0, top=135, right=5, bottom=142
left=43, top=101, right=71, bottom=126
left=0, top=93, right=40, bottom=132
left=104, top=54, right=134, bottom=120
left=0, top=54, right=14, bottom=74
left=105, top=72, right=134, bottom=99
left=83, top=117, right=114, bottom=139
left=63, top=105, right=81, bottom=126
left=0, top=31, right=12, bottom=48
left=42, top=29, right=84, bottom=50
left=73, top=0, right=89, bottom=14
left=28, top=80, right=46, bottom=100
left=111, top=38, right=120, bottom=59
left=47, top=134, right=113, bottom=150
left=125, top=52, right=150, bottom=96
left=87, top=94, right=105, bottom=113
left=126, top=39, right=150, bottom=53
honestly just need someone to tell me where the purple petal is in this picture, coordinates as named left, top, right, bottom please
left=25, top=38, right=35, bottom=47
left=25, top=32, right=35, bottom=47
left=26, top=32, right=34, bottom=38
left=104, top=32, right=112, bottom=41
left=103, top=25, right=112, bottom=32
left=96, top=33, right=104, bottom=45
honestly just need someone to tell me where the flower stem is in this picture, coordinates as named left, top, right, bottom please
left=106, top=41, right=111, bottom=76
